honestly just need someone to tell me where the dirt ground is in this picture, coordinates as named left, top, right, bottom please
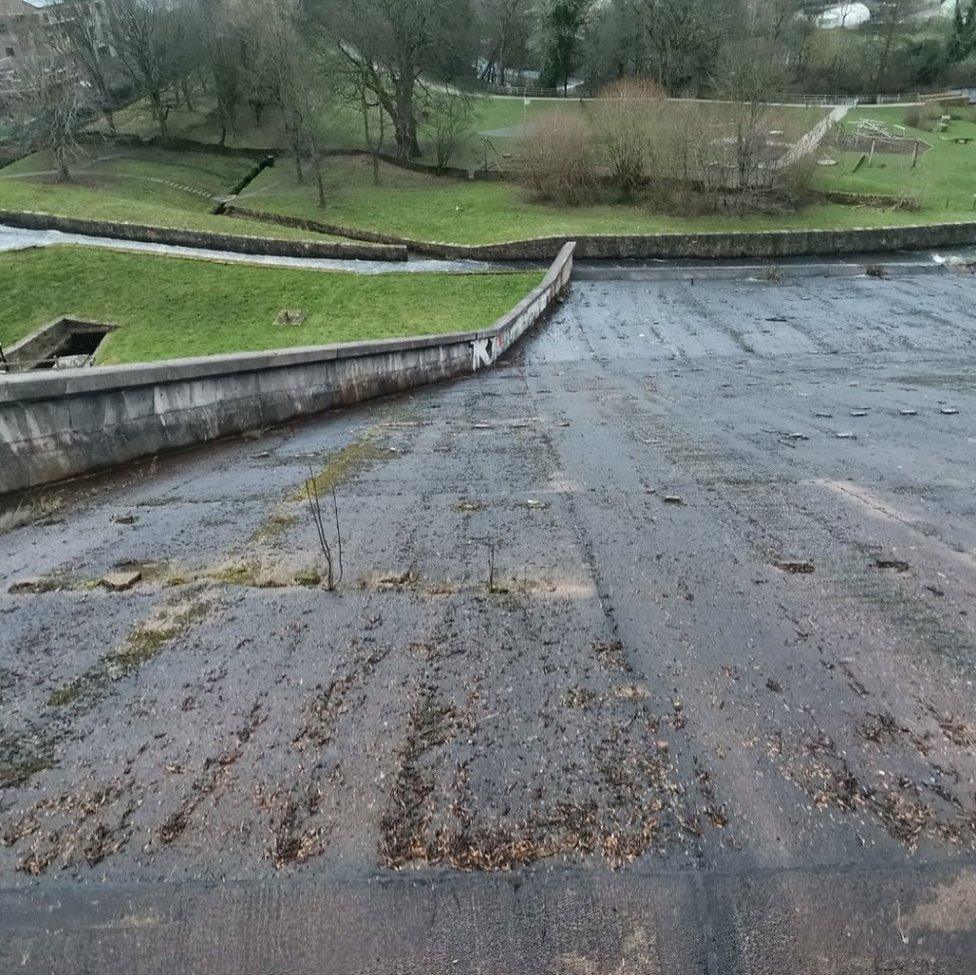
left=2, top=270, right=976, bottom=973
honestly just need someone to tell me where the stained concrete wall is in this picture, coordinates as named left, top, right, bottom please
left=223, top=204, right=976, bottom=261
left=0, top=244, right=574, bottom=496
left=0, top=211, right=408, bottom=262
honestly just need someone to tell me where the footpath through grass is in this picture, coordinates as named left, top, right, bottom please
left=0, top=246, right=539, bottom=365
left=0, top=146, right=331, bottom=241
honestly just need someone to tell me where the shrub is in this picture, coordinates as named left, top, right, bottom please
left=425, top=90, right=475, bottom=171
left=590, top=78, right=665, bottom=197
left=519, top=110, right=598, bottom=205
left=903, top=105, right=940, bottom=132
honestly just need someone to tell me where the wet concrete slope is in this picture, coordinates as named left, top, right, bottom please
left=2, top=272, right=976, bottom=973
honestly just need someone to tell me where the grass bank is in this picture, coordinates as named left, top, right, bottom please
left=0, top=146, right=333, bottom=241
left=238, top=154, right=975, bottom=247
left=813, top=105, right=976, bottom=212
left=0, top=246, right=539, bottom=365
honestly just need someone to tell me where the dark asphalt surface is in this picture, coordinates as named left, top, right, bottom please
left=2, top=270, right=976, bottom=973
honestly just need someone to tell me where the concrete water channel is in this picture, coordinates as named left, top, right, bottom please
left=1, top=259, right=976, bottom=973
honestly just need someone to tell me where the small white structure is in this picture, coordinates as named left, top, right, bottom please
left=817, top=2, right=871, bottom=29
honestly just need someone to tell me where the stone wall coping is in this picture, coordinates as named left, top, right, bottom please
left=0, top=210, right=408, bottom=262
left=222, top=204, right=976, bottom=261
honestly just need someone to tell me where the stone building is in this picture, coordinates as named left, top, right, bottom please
left=0, top=0, right=108, bottom=95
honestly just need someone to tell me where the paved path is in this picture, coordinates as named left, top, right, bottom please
left=2, top=272, right=976, bottom=973
left=775, top=104, right=851, bottom=170
left=0, top=225, right=503, bottom=275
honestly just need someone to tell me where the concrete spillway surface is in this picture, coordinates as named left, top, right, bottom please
left=2, top=271, right=976, bottom=973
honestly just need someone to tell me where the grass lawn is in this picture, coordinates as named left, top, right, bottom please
left=813, top=106, right=976, bottom=213
left=0, top=246, right=540, bottom=365
left=239, top=153, right=974, bottom=246
left=0, top=146, right=333, bottom=241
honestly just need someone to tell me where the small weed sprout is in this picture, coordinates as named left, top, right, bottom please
left=487, top=542, right=497, bottom=594
left=304, top=469, right=343, bottom=591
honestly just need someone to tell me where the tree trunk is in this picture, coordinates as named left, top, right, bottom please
left=409, top=119, right=421, bottom=159
left=314, top=155, right=326, bottom=206
left=54, top=142, right=70, bottom=182
left=394, top=73, right=418, bottom=160
left=393, top=109, right=412, bottom=160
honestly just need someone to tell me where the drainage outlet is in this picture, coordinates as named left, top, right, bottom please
left=4, top=318, right=117, bottom=372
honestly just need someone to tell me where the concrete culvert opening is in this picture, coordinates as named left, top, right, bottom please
left=3, top=318, right=116, bottom=372
left=34, top=326, right=112, bottom=370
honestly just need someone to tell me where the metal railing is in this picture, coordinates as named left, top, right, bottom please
left=481, top=82, right=590, bottom=99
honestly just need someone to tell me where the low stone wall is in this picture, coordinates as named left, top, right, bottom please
left=0, top=211, right=408, bottom=262
left=0, top=244, right=574, bottom=496
left=324, top=148, right=509, bottom=182
left=222, top=205, right=976, bottom=261
left=818, top=190, right=919, bottom=210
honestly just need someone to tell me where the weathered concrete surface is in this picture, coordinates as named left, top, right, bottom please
left=2, top=271, right=976, bottom=973
left=0, top=244, right=572, bottom=495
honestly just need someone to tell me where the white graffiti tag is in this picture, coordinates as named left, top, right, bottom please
left=471, top=338, right=493, bottom=370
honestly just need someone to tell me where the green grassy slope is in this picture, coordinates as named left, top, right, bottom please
left=239, top=153, right=972, bottom=246
left=0, top=146, right=330, bottom=240
left=0, top=246, right=540, bottom=365
left=813, top=105, right=976, bottom=212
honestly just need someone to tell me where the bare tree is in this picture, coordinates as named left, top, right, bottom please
left=106, top=0, right=184, bottom=138
left=519, top=109, right=597, bottom=204
left=633, top=0, right=734, bottom=94
left=336, top=60, right=387, bottom=183
left=11, top=39, right=87, bottom=180
left=478, top=0, right=532, bottom=85
left=867, top=0, right=923, bottom=93
left=313, top=0, right=475, bottom=161
left=256, top=0, right=333, bottom=203
left=50, top=0, right=118, bottom=133
left=590, top=77, right=664, bottom=196
left=714, top=37, right=788, bottom=192
left=424, top=87, right=474, bottom=170
left=197, top=0, right=246, bottom=146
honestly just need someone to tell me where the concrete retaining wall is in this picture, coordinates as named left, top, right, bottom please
left=0, top=210, right=408, bottom=262
left=0, top=244, right=574, bottom=496
left=223, top=204, right=976, bottom=261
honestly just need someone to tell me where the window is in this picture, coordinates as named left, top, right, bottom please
left=4, top=47, right=15, bottom=59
